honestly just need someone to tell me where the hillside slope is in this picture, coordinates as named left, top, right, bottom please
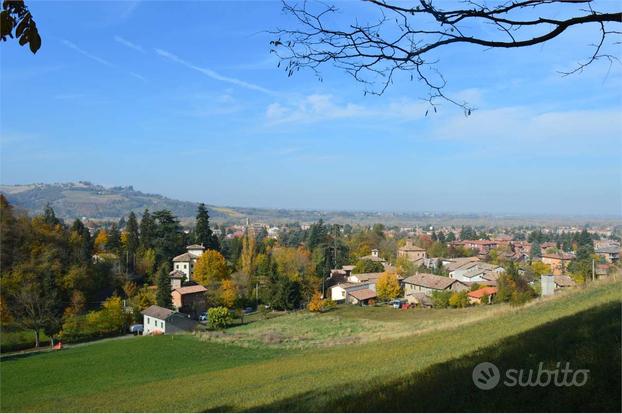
left=1, top=281, right=619, bottom=412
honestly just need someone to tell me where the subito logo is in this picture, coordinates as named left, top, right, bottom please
left=472, top=362, right=501, bottom=390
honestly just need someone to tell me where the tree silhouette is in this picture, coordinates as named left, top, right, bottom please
left=1, top=0, right=41, bottom=54
left=272, top=0, right=621, bottom=113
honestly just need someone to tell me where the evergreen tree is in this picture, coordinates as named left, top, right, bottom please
left=139, top=209, right=155, bottom=250
left=446, top=231, right=456, bottom=242
left=460, top=226, right=476, bottom=240
left=155, top=265, right=172, bottom=309
left=195, top=203, right=220, bottom=251
left=152, top=210, right=184, bottom=265
left=530, top=241, right=542, bottom=258
left=42, top=203, right=61, bottom=227
left=125, top=212, right=140, bottom=273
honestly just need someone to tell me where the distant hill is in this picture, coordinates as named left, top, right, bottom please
left=0, top=182, right=220, bottom=222
left=1, top=182, right=619, bottom=226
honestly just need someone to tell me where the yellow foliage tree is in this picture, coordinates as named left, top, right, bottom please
left=194, top=250, right=229, bottom=285
left=531, top=261, right=552, bottom=276
left=241, top=228, right=256, bottom=277
left=376, top=271, right=401, bottom=301
left=307, top=291, right=325, bottom=312
left=94, top=229, right=109, bottom=252
left=220, top=279, right=238, bottom=308
left=272, top=246, right=313, bottom=282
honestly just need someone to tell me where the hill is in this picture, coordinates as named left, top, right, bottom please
left=1, top=182, right=620, bottom=226
left=1, top=281, right=620, bottom=412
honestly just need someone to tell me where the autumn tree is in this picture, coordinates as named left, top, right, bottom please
left=396, top=255, right=415, bottom=277
left=194, top=250, right=229, bottom=285
left=352, top=258, right=384, bottom=274
left=241, top=227, right=256, bottom=277
left=307, top=291, right=325, bottom=312
left=376, top=271, right=401, bottom=301
left=220, top=279, right=238, bottom=308
left=94, top=229, right=109, bottom=253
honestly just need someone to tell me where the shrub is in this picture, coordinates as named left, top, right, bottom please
left=208, top=306, right=231, bottom=329
left=448, top=291, right=469, bottom=308
left=307, top=291, right=325, bottom=312
left=431, top=291, right=452, bottom=308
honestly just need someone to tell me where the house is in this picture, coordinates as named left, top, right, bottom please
left=172, top=244, right=206, bottom=281
left=406, top=292, right=433, bottom=308
left=172, top=285, right=208, bottom=318
left=460, top=240, right=498, bottom=255
left=443, top=257, right=480, bottom=272
left=359, top=249, right=386, bottom=263
left=541, top=252, right=575, bottom=275
left=168, top=270, right=186, bottom=290
left=595, top=246, right=620, bottom=263
left=541, top=274, right=576, bottom=296
left=553, top=275, right=576, bottom=289
left=347, top=272, right=383, bottom=285
left=398, top=239, right=427, bottom=264
left=449, top=262, right=504, bottom=283
left=346, top=288, right=377, bottom=305
left=402, top=273, right=468, bottom=297
left=467, top=287, right=497, bottom=305
left=141, top=305, right=197, bottom=335
left=330, top=282, right=372, bottom=302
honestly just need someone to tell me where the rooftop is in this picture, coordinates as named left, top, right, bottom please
left=403, top=273, right=458, bottom=290
left=174, top=285, right=208, bottom=295
left=141, top=305, right=175, bottom=320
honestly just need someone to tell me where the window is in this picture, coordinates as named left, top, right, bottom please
left=147, top=317, right=150, bottom=324
left=161, top=321, right=164, bottom=328
left=184, top=264, right=187, bottom=269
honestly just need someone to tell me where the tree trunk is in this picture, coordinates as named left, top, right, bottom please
left=34, top=329, right=40, bottom=348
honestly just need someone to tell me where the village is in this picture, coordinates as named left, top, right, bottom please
left=138, top=222, right=621, bottom=335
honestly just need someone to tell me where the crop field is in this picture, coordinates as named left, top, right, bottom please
left=1, top=281, right=620, bottom=412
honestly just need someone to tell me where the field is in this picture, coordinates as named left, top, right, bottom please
left=1, top=281, right=620, bottom=412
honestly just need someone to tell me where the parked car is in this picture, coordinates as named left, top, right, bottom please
left=244, top=307, right=254, bottom=314
left=129, top=324, right=144, bottom=335
left=390, top=299, right=405, bottom=309
left=198, top=312, right=208, bottom=321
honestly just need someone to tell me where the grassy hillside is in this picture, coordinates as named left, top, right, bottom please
left=1, top=281, right=620, bottom=412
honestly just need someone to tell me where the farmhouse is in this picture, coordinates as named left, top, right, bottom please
left=398, top=239, right=427, bottom=264
left=359, top=249, right=386, bottom=263
left=172, top=285, right=208, bottom=318
left=141, top=305, right=197, bottom=335
left=347, top=288, right=377, bottom=305
left=172, top=244, right=206, bottom=281
left=467, top=287, right=498, bottom=304
left=402, top=273, right=468, bottom=297
left=595, top=246, right=620, bottom=263
left=541, top=252, right=575, bottom=276
left=449, top=262, right=504, bottom=283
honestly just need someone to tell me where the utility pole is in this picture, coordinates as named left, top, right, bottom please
left=592, top=258, right=595, bottom=282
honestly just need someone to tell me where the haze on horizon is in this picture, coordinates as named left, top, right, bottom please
left=1, top=1, right=621, bottom=216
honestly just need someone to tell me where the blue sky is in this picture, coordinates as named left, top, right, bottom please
left=1, top=0, right=621, bottom=216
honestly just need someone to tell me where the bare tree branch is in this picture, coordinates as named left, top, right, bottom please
left=271, top=0, right=621, bottom=113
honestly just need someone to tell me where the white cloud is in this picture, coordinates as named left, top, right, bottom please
left=428, top=106, right=622, bottom=156
left=155, top=48, right=275, bottom=94
left=62, top=40, right=115, bottom=67
left=265, top=94, right=428, bottom=125
left=114, top=35, right=145, bottom=53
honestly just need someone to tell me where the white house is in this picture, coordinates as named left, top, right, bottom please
left=449, top=262, right=503, bottom=283
left=141, top=305, right=197, bottom=335
left=172, top=244, right=206, bottom=281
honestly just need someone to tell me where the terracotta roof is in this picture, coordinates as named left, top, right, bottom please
left=169, top=270, right=186, bottom=278
left=186, top=244, right=205, bottom=250
left=554, top=275, right=576, bottom=287
left=348, top=288, right=377, bottom=301
left=403, top=273, right=458, bottom=290
left=541, top=252, right=575, bottom=260
left=141, top=305, right=175, bottom=320
left=350, top=272, right=383, bottom=282
left=399, top=245, right=426, bottom=252
left=173, top=252, right=198, bottom=262
left=468, top=287, right=498, bottom=299
left=174, top=285, right=208, bottom=295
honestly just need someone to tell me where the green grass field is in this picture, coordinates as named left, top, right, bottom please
left=0, top=328, right=49, bottom=353
left=1, top=281, right=620, bottom=412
